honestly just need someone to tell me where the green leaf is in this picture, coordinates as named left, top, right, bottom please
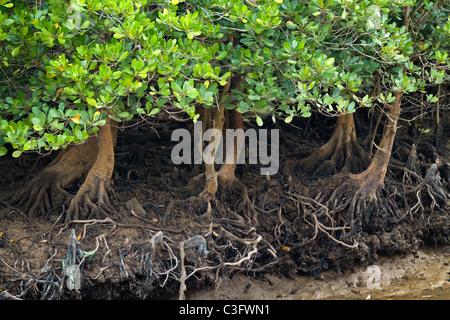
left=86, top=98, right=96, bottom=106
left=31, top=117, right=44, bottom=127
left=426, top=94, right=438, bottom=103
left=186, top=88, right=199, bottom=99
left=347, top=101, right=355, bottom=113
left=171, top=81, right=182, bottom=92
left=284, top=115, right=293, bottom=123
left=80, top=20, right=90, bottom=29
left=0, top=146, right=7, bottom=156
left=255, top=115, right=263, bottom=126
left=11, top=46, right=21, bottom=57
left=286, top=21, right=298, bottom=30
left=325, top=57, right=335, bottom=67
left=149, top=107, right=160, bottom=116
left=12, top=150, right=22, bottom=158
left=4, top=18, right=14, bottom=26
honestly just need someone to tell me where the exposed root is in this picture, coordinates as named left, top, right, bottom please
left=7, top=140, right=98, bottom=219
left=199, top=171, right=218, bottom=201
left=285, top=166, right=401, bottom=252
left=8, top=169, right=73, bottom=219
left=300, top=141, right=367, bottom=176
left=218, top=175, right=258, bottom=226
left=63, top=119, right=117, bottom=222
left=172, top=172, right=205, bottom=195
left=395, top=163, right=449, bottom=221
left=388, top=143, right=449, bottom=221
left=298, top=114, right=368, bottom=176
left=286, top=190, right=358, bottom=250
left=64, top=177, right=115, bottom=222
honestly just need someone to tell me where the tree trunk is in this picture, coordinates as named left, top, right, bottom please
left=326, top=91, right=403, bottom=223
left=347, top=91, right=402, bottom=196
left=9, top=133, right=99, bottom=219
left=65, top=118, right=118, bottom=221
left=199, top=106, right=225, bottom=200
left=218, top=110, right=244, bottom=185
left=10, top=118, right=119, bottom=220
left=217, top=110, right=258, bottom=225
left=299, top=113, right=368, bottom=176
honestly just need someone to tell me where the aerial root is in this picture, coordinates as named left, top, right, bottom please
left=286, top=191, right=358, bottom=249
left=391, top=163, right=450, bottom=220
left=299, top=139, right=368, bottom=177
left=282, top=169, right=404, bottom=249
left=65, top=178, right=114, bottom=222
left=7, top=171, right=73, bottom=219
left=2, top=211, right=276, bottom=299
left=218, top=176, right=259, bottom=227
left=298, top=114, right=368, bottom=176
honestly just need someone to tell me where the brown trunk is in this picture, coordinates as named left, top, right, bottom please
left=299, top=113, right=367, bottom=175
left=199, top=106, right=225, bottom=200
left=313, top=91, right=404, bottom=234
left=217, top=110, right=258, bottom=225
left=66, top=118, right=117, bottom=221
left=327, top=92, right=403, bottom=213
left=195, top=107, right=257, bottom=225
left=9, top=135, right=99, bottom=218
left=349, top=91, right=403, bottom=197
left=218, top=110, right=244, bottom=185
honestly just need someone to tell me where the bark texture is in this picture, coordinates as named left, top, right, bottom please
left=325, top=92, right=404, bottom=226
left=299, top=113, right=368, bottom=176
left=9, top=135, right=99, bottom=218
left=9, top=119, right=118, bottom=221
left=65, top=118, right=118, bottom=221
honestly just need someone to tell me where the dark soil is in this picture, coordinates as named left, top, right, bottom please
left=0, top=112, right=449, bottom=300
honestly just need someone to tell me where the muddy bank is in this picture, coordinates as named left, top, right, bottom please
left=187, top=246, right=450, bottom=300
left=0, top=212, right=448, bottom=300
left=0, top=117, right=449, bottom=300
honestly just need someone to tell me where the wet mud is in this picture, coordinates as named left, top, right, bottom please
left=0, top=114, right=449, bottom=300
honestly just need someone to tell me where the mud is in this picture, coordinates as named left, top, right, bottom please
left=187, top=246, right=450, bottom=300
left=0, top=114, right=449, bottom=300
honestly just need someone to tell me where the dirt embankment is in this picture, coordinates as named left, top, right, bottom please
left=187, top=246, right=450, bottom=300
left=0, top=116, right=449, bottom=300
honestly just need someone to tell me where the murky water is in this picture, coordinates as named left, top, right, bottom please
left=329, top=272, right=450, bottom=300
left=342, top=267, right=450, bottom=300
left=187, top=246, right=450, bottom=300
left=318, top=247, right=450, bottom=300
left=366, top=284, right=450, bottom=300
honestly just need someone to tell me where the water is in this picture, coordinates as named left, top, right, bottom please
left=325, top=247, right=450, bottom=300
left=187, top=246, right=450, bottom=300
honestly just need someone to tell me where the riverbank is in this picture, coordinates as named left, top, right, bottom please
left=186, top=245, right=450, bottom=300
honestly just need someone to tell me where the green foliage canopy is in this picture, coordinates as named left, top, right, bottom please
left=0, top=0, right=448, bottom=158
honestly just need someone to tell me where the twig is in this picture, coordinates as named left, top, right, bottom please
left=0, top=200, right=32, bottom=222
left=184, top=235, right=262, bottom=279
left=178, top=240, right=187, bottom=300
left=0, top=291, right=22, bottom=300
left=0, top=256, right=26, bottom=275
